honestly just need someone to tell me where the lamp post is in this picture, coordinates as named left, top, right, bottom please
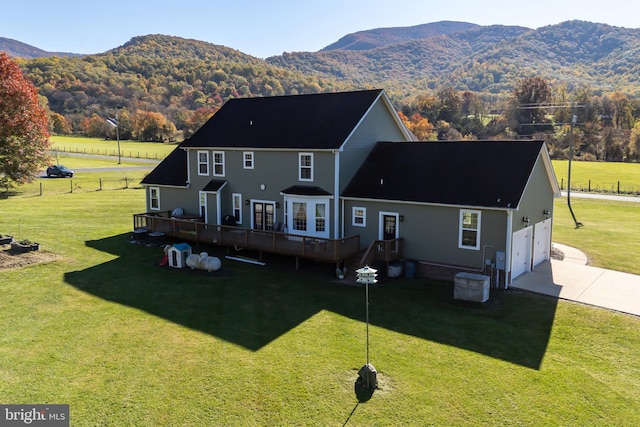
left=106, top=113, right=121, bottom=164
left=356, top=265, right=378, bottom=390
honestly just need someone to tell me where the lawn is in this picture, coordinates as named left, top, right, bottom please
left=553, top=160, right=640, bottom=194
left=1, top=167, right=639, bottom=425
left=50, top=135, right=177, bottom=161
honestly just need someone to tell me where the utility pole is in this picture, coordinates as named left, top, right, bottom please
left=567, top=104, right=583, bottom=228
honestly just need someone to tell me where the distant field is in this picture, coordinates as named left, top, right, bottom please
left=552, top=160, right=640, bottom=194
left=50, top=136, right=177, bottom=160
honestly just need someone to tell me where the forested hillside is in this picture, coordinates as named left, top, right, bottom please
left=6, top=20, right=640, bottom=162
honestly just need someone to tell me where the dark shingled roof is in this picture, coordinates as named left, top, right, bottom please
left=281, top=185, right=332, bottom=196
left=181, top=89, right=384, bottom=150
left=341, top=140, right=547, bottom=209
left=141, top=145, right=187, bottom=187
left=202, top=180, right=227, bottom=192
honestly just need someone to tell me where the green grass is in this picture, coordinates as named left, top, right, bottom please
left=50, top=135, right=177, bottom=160
left=553, top=196, right=640, bottom=274
left=553, top=160, right=640, bottom=194
left=1, top=169, right=639, bottom=425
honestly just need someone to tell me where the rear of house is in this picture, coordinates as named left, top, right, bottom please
left=341, top=140, right=560, bottom=286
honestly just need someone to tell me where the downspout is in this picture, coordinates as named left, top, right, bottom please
left=216, top=191, right=222, bottom=225
left=505, top=210, right=513, bottom=288
left=334, top=151, right=340, bottom=238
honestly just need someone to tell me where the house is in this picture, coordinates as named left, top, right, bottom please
left=341, top=140, right=560, bottom=284
left=138, top=89, right=559, bottom=285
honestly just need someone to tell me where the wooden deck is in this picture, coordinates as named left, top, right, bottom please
left=133, top=212, right=363, bottom=265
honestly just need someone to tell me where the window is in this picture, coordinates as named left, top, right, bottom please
left=213, top=151, right=225, bottom=176
left=352, top=207, right=366, bottom=227
left=299, top=153, right=313, bottom=181
left=149, top=187, right=160, bottom=211
left=315, top=203, right=326, bottom=232
left=243, top=152, right=254, bottom=169
left=292, top=202, right=307, bottom=231
left=232, top=193, right=242, bottom=224
left=197, top=151, right=209, bottom=176
left=459, top=209, right=481, bottom=250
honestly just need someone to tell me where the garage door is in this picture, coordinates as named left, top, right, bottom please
left=533, top=219, right=552, bottom=267
left=512, top=227, right=532, bottom=279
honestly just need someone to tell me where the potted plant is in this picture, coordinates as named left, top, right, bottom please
left=10, top=239, right=40, bottom=253
left=0, top=234, right=13, bottom=245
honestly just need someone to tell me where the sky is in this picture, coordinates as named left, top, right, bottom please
left=4, top=0, right=640, bottom=58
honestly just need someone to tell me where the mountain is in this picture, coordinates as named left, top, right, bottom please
left=0, top=37, right=80, bottom=58
left=321, top=21, right=480, bottom=51
left=267, top=20, right=640, bottom=97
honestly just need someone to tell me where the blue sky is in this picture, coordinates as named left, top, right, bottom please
left=4, top=0, right=640, bottom=58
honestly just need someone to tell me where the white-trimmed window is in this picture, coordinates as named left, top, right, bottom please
left=459, top=209, right=481, bottom=250
left=243, top=152, right=254, bottom=169
left=315, top=203, right=326, bottom=233
left=352, top=207, right=366, bottom=227
left=299, top=153, right=313, bottom=181
left=292, top=202, right=307, bottom=231
left=232, top=193, right=242, bottom=224
left=213, top=151, right=225, bottom=176
left=149, top=187, right=160, bottom=211
left=197, top=151, right=209, bottom=176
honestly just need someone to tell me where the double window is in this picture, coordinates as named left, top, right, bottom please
left=459, top=209, right=481, bottom=250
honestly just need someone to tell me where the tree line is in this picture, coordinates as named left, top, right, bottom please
left=399, top=77, right=640, bottom=162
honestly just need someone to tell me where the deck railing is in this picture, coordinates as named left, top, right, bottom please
left=133, top=212, right=361, bottom=264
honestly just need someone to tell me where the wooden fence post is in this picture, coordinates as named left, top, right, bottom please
left=70, top=179, right=73, bottom=193
left=40, top=182, right=43, bottom=196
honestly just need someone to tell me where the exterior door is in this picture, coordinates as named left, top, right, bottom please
left=512, top=227, right=532, bottom=279
left=253, top=202, right=275, bottom=231
left=199, top=191, right=207, bottom=223
left=382, top=214, right=397, bottom=240
left=533, top=219, right=552, bottom=267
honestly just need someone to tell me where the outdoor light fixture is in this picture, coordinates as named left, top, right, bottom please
left=245, top=199, right=249, bottom=206
left=543, top=209, right=551, bottom=218
left=275, top=202, right=280, bottom=209
left=399, top=215, right=404, bottom=222
left=523, top=217, right=530, bottom=226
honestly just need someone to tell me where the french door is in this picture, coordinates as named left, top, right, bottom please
left=253, top=202, right=275, bottom=231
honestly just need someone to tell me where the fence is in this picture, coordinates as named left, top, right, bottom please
left=558, top=178, right=640, bottom=196
left=4, top=177, right=142, bottom=198
left=50, top=147, right=167, bottom=161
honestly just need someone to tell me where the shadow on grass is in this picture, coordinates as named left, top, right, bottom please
left=65, top=233, right=558, bottom=369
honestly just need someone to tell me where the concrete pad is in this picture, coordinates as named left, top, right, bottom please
left=511, top=259, right=640, bottom=317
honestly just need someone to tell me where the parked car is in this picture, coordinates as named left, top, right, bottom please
left=46, top=164, right=74, bottom=178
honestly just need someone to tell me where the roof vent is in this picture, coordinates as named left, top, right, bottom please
left=249, top=120, right=253, bottom=126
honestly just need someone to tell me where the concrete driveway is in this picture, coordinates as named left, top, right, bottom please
left=511, top=243, right=640, bottom=317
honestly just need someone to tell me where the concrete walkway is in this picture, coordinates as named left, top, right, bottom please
left=511, top=243, right=640, bottom=317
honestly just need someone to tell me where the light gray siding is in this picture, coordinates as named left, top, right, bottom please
left=343, top=200, right=507, bottom=269
left=514, top=156, right=557, bottom=231
left=339, top=98, right=411, bottom=195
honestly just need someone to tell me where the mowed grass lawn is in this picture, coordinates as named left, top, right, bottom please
left=0, top=162, right=639, bottom=425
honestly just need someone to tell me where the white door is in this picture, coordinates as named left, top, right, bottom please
left=533, top=219, right=552, bottom=267
left=512, top=227, right=532, bottom=279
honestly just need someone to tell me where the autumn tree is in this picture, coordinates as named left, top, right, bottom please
left=506, top=77, right=553, bottom=136
left=0, top=52, right=50, bottom=187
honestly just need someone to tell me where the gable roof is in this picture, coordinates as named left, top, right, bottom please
left=140, top=144, right=188, bottom=187
left=180, top=89, right=391, bottom=150
left=341, top=140, right=556, bottom=209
